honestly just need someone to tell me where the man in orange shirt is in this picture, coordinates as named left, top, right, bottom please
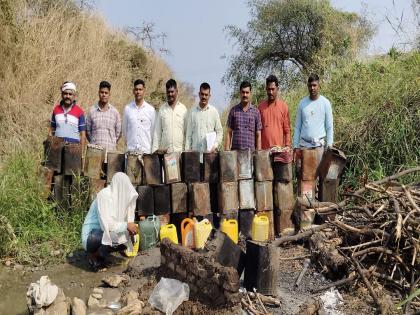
left=258, top=75, right=291, bottom=151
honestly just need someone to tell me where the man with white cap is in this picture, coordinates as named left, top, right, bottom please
left=49, top=81, right=86, bottom=152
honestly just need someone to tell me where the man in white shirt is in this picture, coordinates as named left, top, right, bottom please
left=152, top=79, right=187, bottom=153
left=123, top=79, right=156, bottom=153
left=185, top=82, right=223, bottom=154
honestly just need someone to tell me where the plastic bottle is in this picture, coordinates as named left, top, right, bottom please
left=194, top=218, right=212, bottom=249
left=124, top=223, right=139, bottom=257
left=221, top=219, right=238, bottom=244
left=251, top=215, right=269, bottom=242
left=160, top=224, right=178, bottom=244
left=181, top=218, right=195, bottom=249
left=139, top=215, right=160, bottom=250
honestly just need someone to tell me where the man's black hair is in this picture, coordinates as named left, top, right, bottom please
left=200, top=82, right=211, bottom=91
left=308, top=73, right=320, bottom=83
left=240, top=80, right=252, bottom=91
left=166, top=79, right=177, bottom=90
left=266, top=75, right=279, bottom=87
left=99, top=80, right=111, bottom=90
left=133, top=79, right=145, bottom=88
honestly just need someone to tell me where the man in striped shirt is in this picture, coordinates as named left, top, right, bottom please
left=86, top=81, right=122, bottom=151
left=49, top=81, right=86, bottom=148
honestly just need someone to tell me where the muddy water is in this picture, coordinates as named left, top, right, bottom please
left=0, top=253, right=128, bottom=315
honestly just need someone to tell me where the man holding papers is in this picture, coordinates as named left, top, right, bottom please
left=185, top=82, right=223, bottom=154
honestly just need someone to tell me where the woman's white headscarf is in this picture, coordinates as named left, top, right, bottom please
left=96, top=172, right=138, bottom=248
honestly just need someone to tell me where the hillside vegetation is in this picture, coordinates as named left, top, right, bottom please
left=0, top=0, right=193, bottom=263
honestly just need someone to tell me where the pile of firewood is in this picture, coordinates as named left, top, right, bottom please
left=275, top=167, right=420, bottom=314
left=240, top=289, right=281, bottom=315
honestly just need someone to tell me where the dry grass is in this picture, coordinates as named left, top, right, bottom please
left=0, top=0, right=194, bottom=161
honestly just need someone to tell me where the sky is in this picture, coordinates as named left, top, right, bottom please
left=94, top=0, right=417, bottom=110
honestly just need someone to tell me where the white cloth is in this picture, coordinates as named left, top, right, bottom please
left=152, top=101, right=187, bottom=153
left=26, top=276, right=58, bottom=308
left=97, top=172, right=138, bottom=249
left=61, top=82, right=76, bottom=92
left=123, top=100, right=156, bottom=153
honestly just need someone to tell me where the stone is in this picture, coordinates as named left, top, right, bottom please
left=121, top=290, right=139, bottom=306
left=43, top=289, right=71, bottom=315
left=102, top=274, right=130, bottom=288
left=4, top=260, right=11, bottom=267
left=87, top=295, right=100, bottom=308
left=91, top=293, right=102, bottom=299
left=71, top=297, right=87, bottom=315
left=116, top=300, right=144, bottom=315
left=92, top=287, right=104, bottom=295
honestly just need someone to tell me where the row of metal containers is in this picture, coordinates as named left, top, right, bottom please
left=83, top=148, right=292, bottom=185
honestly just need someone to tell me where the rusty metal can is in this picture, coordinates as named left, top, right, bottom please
left=125, top=152, right=143, bottom=185
left=274, top=209, right=295, bottom=236
left=272, top=161, right=292, bottom=182
left=273, top=181, right=295, bottom=211
left=53, top=175, right=71, bottom=209
left=106, top=151, right=125, bottom=183
left=237, top=149, right=253, bottom=179
left=154, top=185, right=171, bottom=215
left=63, top=143, right=82, bottom=176
left=136, top=186, right=154, bottom=216
left=170, top=182, right=188, bottom=213
left=254, top=150, right=273, bottom=181
left=239, top=209, right=254, bottom=239
left=318, top=148, right=347, bottom=180
left=143, top=153, right=163, bottom=186
left=239, top=179, right=256, bottom=210
left=298, top=179, right=316, bottom=201
left=38, top=166, right=54, bottom=199
left=189, top=182, right=211, bottom=216
left=255, top=181, right=273, bottom=211
left=319, top=178, right=339, bottom=203
left=203, top=152, right=219, bottom=183
left=182, top=151, right=201, bottom=183
left=301, top=148, right=318, bottom=180
left=84, top=144, right=105, bottom=179
left=88, top=178, right=106, bottom=202
left=44, top=136, right=64, bottom=172
left=163, top=152, right=182, bottom=184
left=218, top=181, right=239, bottom=213
left=219, top=151, right=238, bottom=182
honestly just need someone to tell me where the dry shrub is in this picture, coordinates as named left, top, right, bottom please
left=0, top=0, right=194, bottom=161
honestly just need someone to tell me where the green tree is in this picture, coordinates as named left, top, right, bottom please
left=223, top=0, right=373, bottom=91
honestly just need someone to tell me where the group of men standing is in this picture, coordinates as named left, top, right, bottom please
left=49, top=74, right=333, bottom=164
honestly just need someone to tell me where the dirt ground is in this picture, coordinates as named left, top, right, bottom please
left=0, top=244, right=379, bottom=315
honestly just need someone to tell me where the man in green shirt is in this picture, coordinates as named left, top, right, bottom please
left=185, top=82, right=223, bottom=155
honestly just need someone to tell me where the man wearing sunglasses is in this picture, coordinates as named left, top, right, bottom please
left=49, top=81, right=86, bottom=149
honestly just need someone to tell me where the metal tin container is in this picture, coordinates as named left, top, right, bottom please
left=53, top=175, right=71, bottom=209
left=273, top=181, right=295, bottom=211
left=298, top=179, right=316, bottom=201
left=219, top=151, right=238, bottom=182
left=38, top=166, right=54, bottom=199
left=255, top=181, right=273, bottom=211
left=272, top=161, right=292, bottom=182
left=170, top=182, right=188, bottom=213
left=319, top=178, right=339, bottom=203
left=182, top=151, right=201, bottom=183
left=254, top=150, right=273, bottom=181
left=88, top=178, right=106, bottom=202
left=237, top=149, right=253, bottom=179
left=63, top=143, right=82, bottom=176
left=84, top=144, right=104, bottom=179
left=154, top=185, right=171, bottom=215
left=125, top=152, right=143, bottom=185
left=203, top=152, right=219, bottom=183
left=274, top=209, right=295, bottom=236
left=189, top=182, right=211, bottom=216
left=44, top=136, right=64, bottom=172
left=218, top=182, right=239, bottom=213
left=170, top=212, right=189, bottom=241
left=239, top=209, right=254, bottom=239
left=301, top=148, right=318, bottom=180
left=239, top=179, right=256, bottom=210
left=163, top=152, right=182, bottom=184
left=143, top=154, right=163, bottom=186
left=136, top=186, right=154, bottom=216
left=256, top=210, right=275, bottom=241
left=318, top=148, right=347, bottom=180
left=106, top=151, right=125, bottom=183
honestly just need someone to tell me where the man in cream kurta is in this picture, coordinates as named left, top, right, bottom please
left=185, top=82, right=223, bottom=155
left=152, top=79, right=187, bottom=153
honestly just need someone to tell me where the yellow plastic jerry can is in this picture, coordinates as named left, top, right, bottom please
left=160, top=224, right=179, bottom=244
left=194, top=219, right=212, bottom=249
left=221, top=219, right=238, bottom=244
left=251, top=215, right=269, bottom=242
left=181, top=218, right=195, bottom=249
left=125, top=224, right=140, bottom=257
